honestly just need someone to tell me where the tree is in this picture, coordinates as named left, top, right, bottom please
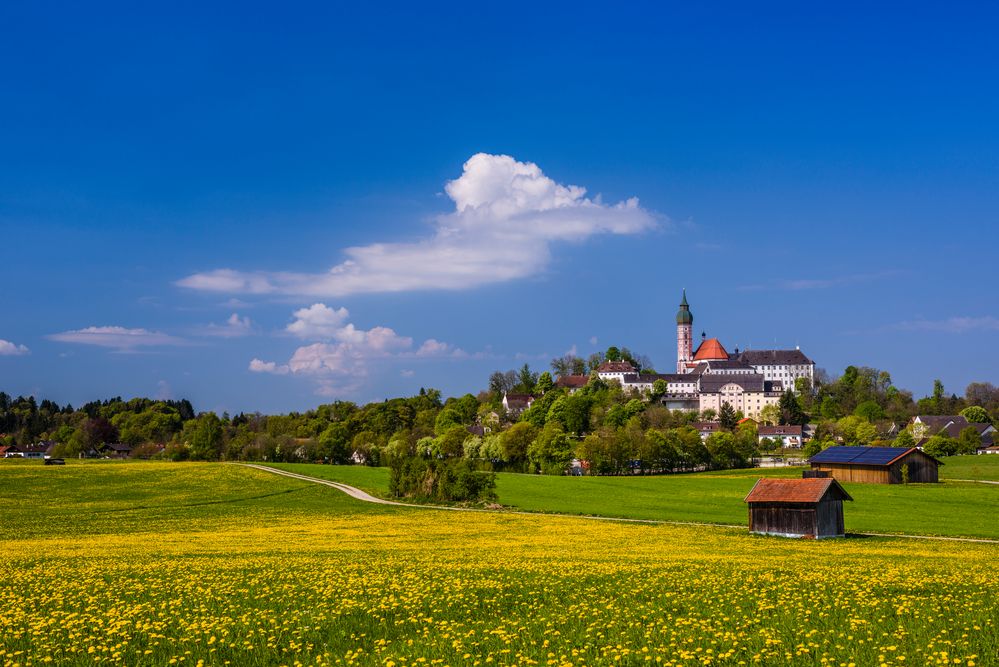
left=605, top=346, right=621, bottom=362
left=759, top=404, right=781, bottom=426
left=318, top=423, right=352, bottom=463
left=535, top=372, right=554, bottom=395
left=705, top=432, right=749, bottom=469
left=651, top=379, right=667, bottom=400
left=434, top=407, right=464, bottom=435
left=528, top=423, right=574, bottom=475
left=965, top=382, right=999, bottom=412
left=960, top=406, right=992, bottom=425
left=854, top=421, right=877, bottom=445
left=550, top=354, right=586, bottom=377
left=516, top=364, right=538, bottom=394
left=894, top=429, right=916, bottom=448
left=434, top=426, right=468, bottom=458
left=778, top=390, right=806, bottom=425
left=719, top=402, right=738, bottom=430
left=186, top=413, right=223, bottom=460
left=854, top=400, right=886, bottom=422
left=957, top=426, right=982, bottom=455
left=82, top=417, right=118, bottom=450
left=585, top=353, right=604, bottom=373
left=488, top=370, right=518, bottom=396
left=500, top=422, right=538, bottom=469
left=922, top=434, right=958, bottom=458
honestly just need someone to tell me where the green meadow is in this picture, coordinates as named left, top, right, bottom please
left=272, top=458, right=999, bottom=539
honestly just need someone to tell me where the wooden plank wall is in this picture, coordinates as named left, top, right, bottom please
left=815, top=500, right=845, bottom=537
left=813, top=464, right=889, bottom=484
left=813, top=454, right=939, bottom=484
left=749, top=504, right=818, bottom=537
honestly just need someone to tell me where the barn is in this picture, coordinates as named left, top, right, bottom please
left=808, top=446, right=941, bottom=484
left=744, top=478, right=853, bottom=539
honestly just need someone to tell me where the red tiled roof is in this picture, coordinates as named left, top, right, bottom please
left=596, top=361, right=637, bottom=373
left=744, top=478, right=853, bottom=504
left=693, top=338, right=729, bottom=361
left=556, top=375, right=589, bottom=388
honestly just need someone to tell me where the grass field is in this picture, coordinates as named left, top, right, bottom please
left=938, top=454, right=999, bottom=481
left=271, top=461, right=999, bottom=539
left=1, top=461, right=997, bottom=666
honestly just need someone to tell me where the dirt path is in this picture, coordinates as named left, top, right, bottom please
left=240, top=463, right=999, bottom=545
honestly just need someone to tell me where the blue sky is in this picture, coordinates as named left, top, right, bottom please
left=1, top=2, right=997, bottom=414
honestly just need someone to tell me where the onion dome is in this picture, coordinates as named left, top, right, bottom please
left=676, top=289, right=693, bottom=325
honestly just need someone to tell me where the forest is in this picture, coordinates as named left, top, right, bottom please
left=2, top=349, right=997, bottom=474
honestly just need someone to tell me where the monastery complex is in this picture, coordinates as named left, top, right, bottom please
left=569, top=291, right=815, bottom=419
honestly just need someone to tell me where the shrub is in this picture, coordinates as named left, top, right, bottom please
left=389, top=456, right=497, bottom=503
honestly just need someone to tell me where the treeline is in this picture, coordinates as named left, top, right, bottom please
left=1, top=352, right=996, bottom=472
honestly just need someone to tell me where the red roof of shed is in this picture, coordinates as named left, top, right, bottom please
left=744, top=478, right=853, bottom=504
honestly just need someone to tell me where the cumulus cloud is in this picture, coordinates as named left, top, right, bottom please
left=415, top=338, right=457, bottom=357
left=0, top=339, right=30, bottom=356
left=178, top=153, right=658, bottom=297
left=48, top=326, right=184, bottom=351
left=286, top=304, right=350, bottom=339
left=249, top=358, right=290, bottom=375
left=249, top=304, right=468, bottom=396
left=202, top=313, right=254, bottom=338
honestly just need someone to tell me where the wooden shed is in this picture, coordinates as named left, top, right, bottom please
left=808, top=446, right=941, bottom=484
left=744, top=478, right=853, bottom=539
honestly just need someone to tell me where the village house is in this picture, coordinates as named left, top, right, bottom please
left=13, top=442, right=51, bottom=459
left=691, top=422, right=723, bottom=440
left=99, top=442, right=133, bottom=459
left=908, top=415, right=995, bottom=452
left=758, top=425, right=803, bottom=448
left=501, top=393, right=534, bottom=417
left=555, top=375, right=589, bottom=393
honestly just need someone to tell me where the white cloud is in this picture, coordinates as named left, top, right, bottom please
left=249, top=358, right=290, bottom=375
left=415, top=338, right=454, bottom=357
left=890, top=316, right=999, bottom=334
left=178, top=153, right=658, bottom=297
left=48, top=326, right=184, bottom=350
left=286, top=304, right=350, bottom=339
left=589, top=336, right=598, bottom=346
left=400, top=369, right=415, bottom=378
left=250, top=304, right=471, bottom=396
left=202, top=313, right=253, bottom=338
left=0, top=339, right=30, bottom=356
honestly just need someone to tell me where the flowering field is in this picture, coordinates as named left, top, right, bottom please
left=1, top=463, right=996, bottom=666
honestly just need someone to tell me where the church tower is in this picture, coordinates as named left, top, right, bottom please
left=676, top=290, right=693, bottom=373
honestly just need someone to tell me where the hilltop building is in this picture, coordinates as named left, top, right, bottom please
left=589, top=291, right=816, bottom=419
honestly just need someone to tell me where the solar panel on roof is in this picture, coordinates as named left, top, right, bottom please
left=857, top=447, right=912, bottom=464
left=810, top=447, right=864, bottom=463
left=811, top=446, right=914, bottom=466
